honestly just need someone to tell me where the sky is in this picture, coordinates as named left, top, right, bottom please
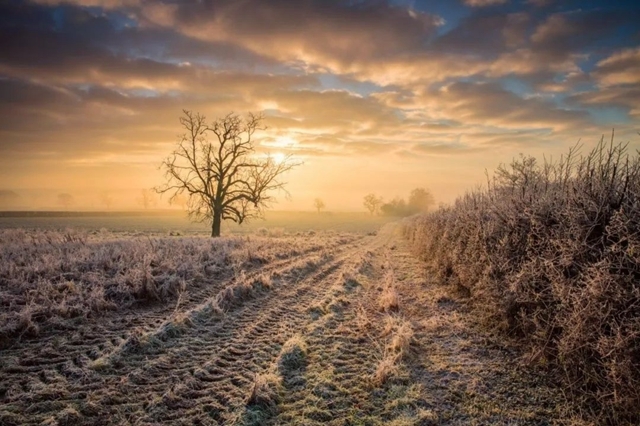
left=1, top=0, right=640, bottom=211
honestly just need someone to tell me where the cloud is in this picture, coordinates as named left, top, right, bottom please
left=594, top=47, right=640, bottom=87
left=433, top=12, right=525, bottom=56
left=0, top=2, right=288, bottom=91
left=408, top=82, right=593, bottom=132
left=529, top=9, right=640, bottom=62
left=463, top=0, right=508, bottom=7
left=526, top=0, right=554, bottom=6
left=570, top=87, right=640, bottom=118
left=411, top=142, right=488, bottom=156
left=145, top=0, right=443, bottom=67
left=1, top=0, right=639, bottom=207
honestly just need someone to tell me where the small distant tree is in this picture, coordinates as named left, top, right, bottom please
left=157, top=110, right=300, bottom=237
left=314, top=198, right=325, bottom=213
left=137, top=189, right=157, bottom=210
left=408, top=188, right=435, bottom=213
left=57, top=193, right=74, bottom=210
left=100, top=192, right=113, bottom=210
left=363, top=193, right=383, bottom=215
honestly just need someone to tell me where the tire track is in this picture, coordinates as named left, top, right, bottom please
left=124, top=239, right=373, bottom=425
left=0, top=234, right=373, bottom=425
left=0, top=235, right=359, bottom=426
left=267, top=238, right=392, bottom=425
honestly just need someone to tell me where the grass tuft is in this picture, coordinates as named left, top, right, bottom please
left=379, top=286, right=400, bottom=312
left=390, top=320, right=414, bottom=356
left=372, top=353, right=400, bottom=387
left=277, top=335, right=307, bottom=374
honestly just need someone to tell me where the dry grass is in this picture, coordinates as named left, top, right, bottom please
left=0, top=230, right=333, bottom=345
left=390, top=320, right=414, bottom=356
left=403, top=138, right=640, bottom=424
left=378, top=267, right=400, bottom=312
left=379, top=285, right=400, bottom=312
left=373, top=316, right=414, bottom=386
left=246, top=372, right=281, bottom=408
left=372, top=352, right=401, bottom=387
left=240, top=336, right=307, bottom=425
left=214, top=271, right=273, bottom=311
left=341, top=267, right=361, bottom=291
left=277, top=335, right=308, bottom=374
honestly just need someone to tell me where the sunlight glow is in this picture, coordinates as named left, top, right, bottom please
left=273, top=136, right=297, bottom=148
left=272, top=152, right=287, bottom=164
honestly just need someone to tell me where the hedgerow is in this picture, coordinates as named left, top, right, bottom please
left=403, top=137, right=640, bottom=424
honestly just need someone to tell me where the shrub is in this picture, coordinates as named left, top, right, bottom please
left=403, top=138, right=640, bottom=424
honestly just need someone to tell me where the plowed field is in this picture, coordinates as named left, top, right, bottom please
left=0, top=225, right=563, bottom=425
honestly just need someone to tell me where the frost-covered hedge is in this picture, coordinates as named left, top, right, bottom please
left=404, top=139, right=640, bottom=424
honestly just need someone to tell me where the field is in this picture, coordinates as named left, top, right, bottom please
left=0, top=222, right=567, bottom=425
left=0, top=211, right=394, bottom=236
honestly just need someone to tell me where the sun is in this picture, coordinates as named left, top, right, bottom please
left=272, top=152, right=287, bottom=164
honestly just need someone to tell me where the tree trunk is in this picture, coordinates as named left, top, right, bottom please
left=211, top=210, right=222, bottom=237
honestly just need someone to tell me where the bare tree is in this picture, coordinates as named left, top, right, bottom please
left=157, top=110, right=300, bottom=237
left=363, top=193, right=383, bottom=215
left=313, top=198, right=325, bottom=213
left=57, top=193, right=74, bottom=210
left=137, top=189, right=157, bottom=210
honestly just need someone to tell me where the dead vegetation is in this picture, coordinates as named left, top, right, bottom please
left=242, top=373, right=282, bottom=426
left=373, top=316, right=415, bottom=386
left=0, top=224, right=571, bottom=425
left=215, top=271, right=273, bottom=311
left=0, top=229, right=337, bottom=345
left=379, top=284, right=400, bottom=312
left=389, top=318, right=414, bottom=355
left=239, top=335, right=308, bottom=425
left=377, top=252, right=401, bottom=313
left=372, top=351, right=401, bottom=387
left=403, top=137, right=640, bottom=424
left=277, top=334, right=308, bottom=375
left=371, top=255, right=415, bottom=387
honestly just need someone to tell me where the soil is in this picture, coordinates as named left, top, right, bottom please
left=0, top=224, right=564, bottom=425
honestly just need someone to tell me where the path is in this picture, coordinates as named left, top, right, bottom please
left=0, top=225, right=563, bottom=425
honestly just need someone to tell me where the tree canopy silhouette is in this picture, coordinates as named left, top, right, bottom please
left=313, top=198, right=325, bottom=213
left=408, top=188, right=435, bottom=212
left=363, top=193, right=383, bottom=215
left=157, top=110, right=299, bottom=237
left=380, top=188, right=435, bottom=217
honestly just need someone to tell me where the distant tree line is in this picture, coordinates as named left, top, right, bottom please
left=363, top=188, right=434, bottom=217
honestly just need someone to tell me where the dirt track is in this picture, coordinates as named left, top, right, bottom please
left=0, top=225, right=563, bottom=425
